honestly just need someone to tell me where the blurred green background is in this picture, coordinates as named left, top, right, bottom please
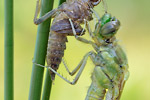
left=1, top=0, right=150, bottom=100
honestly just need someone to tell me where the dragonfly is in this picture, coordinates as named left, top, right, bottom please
left=33, top=0, right=104, bottom=81
left=82, top=13, right=129, bottom=100
left=63, top=13, right=130, bottom=99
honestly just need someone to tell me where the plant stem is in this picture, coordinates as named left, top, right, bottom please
left=4, top=0, right=14, bottom=99
left=42, top=69, right=52, bottom=100
left=41, top=0, right=66, bottom=100
left=59, top=0, right=66, bottom=5
left=28, top=0, right=54, bottom=100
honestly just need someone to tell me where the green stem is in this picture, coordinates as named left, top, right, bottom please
left=59, top=0, right=66, bottom=5
left=28, top=0, right=54, bottom=100
left=41, top=0, right=66, bottom=100
left=42, top=69, right=52, bottom=100
left=4, top=0, right=14, bottom=99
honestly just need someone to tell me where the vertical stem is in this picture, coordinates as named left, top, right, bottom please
left=28, top=0, right=54, bottom=100
left=42, top=69, right=52, bottom=100
left=59, top=0, right=66, bottom=5
left=41, top=0, right=66, bottom=100
left=4, top=0, right=14, bottom=99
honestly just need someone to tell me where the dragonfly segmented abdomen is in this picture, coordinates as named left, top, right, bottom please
left=85, top=82, right=106, bottom=100
left=86, top=66, right=109, bottom=100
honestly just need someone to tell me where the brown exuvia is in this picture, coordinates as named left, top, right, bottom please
left=34, top=0, right=102, bottom=81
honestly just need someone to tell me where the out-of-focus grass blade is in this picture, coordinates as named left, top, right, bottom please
left=4, top=0, right=14, bottom=100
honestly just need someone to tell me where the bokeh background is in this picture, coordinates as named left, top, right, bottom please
left=1, top=0, right=150, bottom=100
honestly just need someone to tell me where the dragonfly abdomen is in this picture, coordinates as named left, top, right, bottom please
left=85, top=82, right=106, bottom=100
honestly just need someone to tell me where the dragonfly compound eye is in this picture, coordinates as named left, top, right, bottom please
left=100, top=20, right=120, bottom=38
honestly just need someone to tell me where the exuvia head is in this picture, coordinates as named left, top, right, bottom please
left=90, top=0, right=101, bottom=6
left=81, top=0, right=101, bottom=7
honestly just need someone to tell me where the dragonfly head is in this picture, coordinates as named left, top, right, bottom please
left=99, top=13, right=120, bottom=39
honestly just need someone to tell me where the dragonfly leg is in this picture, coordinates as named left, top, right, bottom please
left=90, top=8, right=101, bottom=22
left=33, top=51, right=95, bottom=85
left=102, top=0, right=108, bottom=13
left=68, top=18, right=95, bottom=45
left=85, top=21, right=94, bottom=38
left=79, top=19, right=86, bottom=36
left=33, top=62, right=74, bottom=84
left=34, top=0, right=58, bottom=25
left=86, top=21, right=101, bottom=51
left=68, top=51, right=96, bottom=84
left=62, top=50, right=96, bottom=76
left=62, top=58, right=81, bottom=76
left=34, top=0, right=41, bottom=23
